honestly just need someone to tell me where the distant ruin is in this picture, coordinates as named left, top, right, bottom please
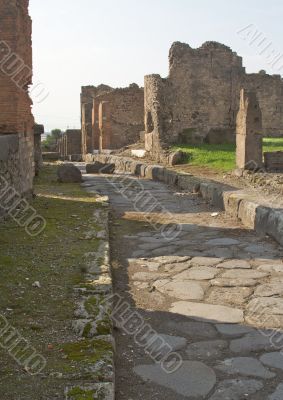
left=144, top=41, right=283, bottom=160
left=81, top=84, right=144, bottom=155
left=58, top=129, right=82, bottom=160
left=0, top=0, right=34, bottom=195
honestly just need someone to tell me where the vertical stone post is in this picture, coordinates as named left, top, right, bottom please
left=92, top=99, right=100, bottom=151
left=99, top=101, right=111, bottom=151
left=34, top=123, right=44, bottom=175
left=236, top=89, right=263, bottom=170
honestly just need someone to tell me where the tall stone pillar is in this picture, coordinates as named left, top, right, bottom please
left=34, top=123, right=44, bottom=175
left=92, top=99, right=100, bottom=151
left=236, top=89, right=263, bottom=170
left=99, top=101, right=111, bottom=151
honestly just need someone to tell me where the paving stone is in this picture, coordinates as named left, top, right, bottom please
left=149, top=246, right=179, bottom=257
left=208, top=247, right=234, bottom=259
left=163, top=320, right=218, bottom=339
left=247, top=297, right=283, bottom=317
left=146, top=333, right=187, bottom=355
left=174, top=266, right=219, bottom=281
left=206, top=287, right=253, bottom=306
left=148, top=256, right=190, bottom=266
left=258, top=264, right=283, bottom=273
left=132, top=272, right=167, bottom=282
left=217, top=259, right=251, bottom=269
left=268, top=383, right=283, bottom=400
left=163, top=262, right=189, bottom=274
left=215, top=357, right=276, bottom=379
left=211, top=278, right=258, bottom=287
left=230, top=332, right=283, bottom=353
left=190, top=257, right=222, bottom=266
left=215, top=324, right=255, bottom=337
left=156, top=280, right=205, bottom=300
left=134, top=361, right=216, bottom=397
left=209, top=379, right=263, bottom=399
left=260, top=352, right=283, bottom=371
left=221, top=269, right=268, bottom=279
left=254, top=283, right=283, bottom=297
left=206, top=238, right=240, bottom=246
left=244, top=244, right=271, bottom=254
left=186, top=340, right=228, bottom=360
left=170, top=302, right=244, bottom=323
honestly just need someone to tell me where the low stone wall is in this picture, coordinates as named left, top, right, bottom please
left=85, top=153, right=283, bottom=247
left=264, top=151, right=283, bottom=171
left=0, top=134, right=21, bottom=191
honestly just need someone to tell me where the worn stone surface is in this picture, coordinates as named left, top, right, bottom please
left=215, top=324, right=254, bottom=337
left=206, top=287, right=253, bottom=306
left=209, top=379, right=263, bottom=399
left=170, top=302, right=244, bottom=323
left=217, top=259, right=251, bottom=269
left=215, top=357, right=276, bottom=379
left=268, top=383, right=283, bottom=400
left=174, top=266, right=219, bottom=280
left=134, top=362, right=216, bottom=397
left=211, top=278, right=258, bottom=287
left=163, top=320, right=218, bottom=339
left=146, top=333, right=187, bottom=355
left=186, top=340, right=228, bottom=360
left=260, top=352, right=283, bottom=371
left=254, top=283, right=283, bottom=297
left=230, top=332, right=283, bottom=353
left=156, top=280, right=205, bottom=300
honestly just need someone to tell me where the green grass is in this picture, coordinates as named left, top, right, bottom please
left=173, top=137, right=283, bottom=172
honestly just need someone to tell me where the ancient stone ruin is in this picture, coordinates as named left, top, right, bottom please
left=34, top=123, right=44, bottom=176
left=236, top=89, right=263, bottom=170
left=58, top=129, right=82, bottom=161
left=144, top=41, right=283, bottom=160
left=81, top=83, right=144, bottom=155
left=0, top=0, right=34, bottom=196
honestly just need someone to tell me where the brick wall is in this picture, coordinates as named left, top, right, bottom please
left=58, top=130, right=82, bottom=158
left=0, top=0, right=34, bottom=195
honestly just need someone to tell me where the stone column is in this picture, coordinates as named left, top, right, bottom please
left=236, top=89, right=263, bottom=170
left=99, top=101, right=111, bottom=151
left=34, top=123, right=44, bottom=175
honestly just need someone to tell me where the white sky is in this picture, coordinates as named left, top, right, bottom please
left=29, top=0, right=283, bottom=131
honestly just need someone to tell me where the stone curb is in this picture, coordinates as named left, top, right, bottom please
left=65, top=195, right=115, bottom=400
left=85, top=154, right=283, bottom=247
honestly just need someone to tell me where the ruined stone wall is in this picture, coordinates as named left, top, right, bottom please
left=0, top=0, right=34, bottom=195
left=245, top=72, right=283, bottom=136
left=144, top=41, right=283, bottom=158
left=65, top=129, right=82, bottom=155
left=34, top=124, right=44, bottom=176
left=81, top=84, right=144, bottom=154
left=0, top=134, right=21, bottom=192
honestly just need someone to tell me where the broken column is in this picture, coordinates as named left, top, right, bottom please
left=99, top=101, right=111, bottom=151
left=236, top=89, right=263, bottom=170
left=34, top=124, right=44, bottom=175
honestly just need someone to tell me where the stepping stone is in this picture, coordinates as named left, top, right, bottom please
left=190, top=257, right=222, bottom=266
left=163, top=262, right=189, bottom=274
left=206, top=238, right=240, bottom=246
left=268, top=383, right=283, bottom=400
left=230, top=332, right=283, bottom=353
left=146, top=333, right=187, bottom=356
left=221, top=270, right=268, bottom=279
left=163, top=320, right=218, bottom=339
left=206, top=287, right=253, bottom=306
left=170, top=302, right=244, bottom=323
left=186, top=340, right=227, bottom=360
left=244, top=244, right=270, bottom=254
left=149, top=246, right=179, bottom=257
left=174, top=266, right=219, bottom=281
left=134, top=361, right=216, bottom=397
left=149, top=256, right=190, bottom=266
left=260, top=352, right=283, bottom=371
left=209, top=379, right=263, bottom=399
left=211, top=278, right=258, bottom=287
left=215, top=357, right=276, bottom=379
left=215, top=324, right=254, bottom=337
left=254, top=283, right=283, bottom=297
left=156, top=280, right=205, bottom=301
left=217, top=260, right=251, bottom=269
left=258, top=264, right=283, bottom=273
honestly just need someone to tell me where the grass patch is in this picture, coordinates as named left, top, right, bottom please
left=172, top=137, right=283, bottom=172
left=0, top=164, right=107, bottom=398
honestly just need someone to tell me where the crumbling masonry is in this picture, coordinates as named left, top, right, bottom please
left=81, top=84, right=144, bottom=156
left=144, top=42, right=283, bottom=159
left=0, top=0, right=34, bottom=195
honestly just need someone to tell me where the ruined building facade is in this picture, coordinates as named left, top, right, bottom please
left=0, top=0, right=34, bottom=195
left=144, top=42, right=283, bottom=159
left=81, top=84, right=144, bottom=156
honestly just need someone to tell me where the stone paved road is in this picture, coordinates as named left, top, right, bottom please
left=83, top=172, right=283, bottom=400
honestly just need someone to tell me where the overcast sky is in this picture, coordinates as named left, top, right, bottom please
left=30, top=0, right=283, bottom=132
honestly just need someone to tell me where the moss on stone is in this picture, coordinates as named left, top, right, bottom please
left=62, top=339, right=113, bottom=364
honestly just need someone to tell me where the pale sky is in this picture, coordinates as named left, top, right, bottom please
left=29, top=0, right=283, bottom=132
